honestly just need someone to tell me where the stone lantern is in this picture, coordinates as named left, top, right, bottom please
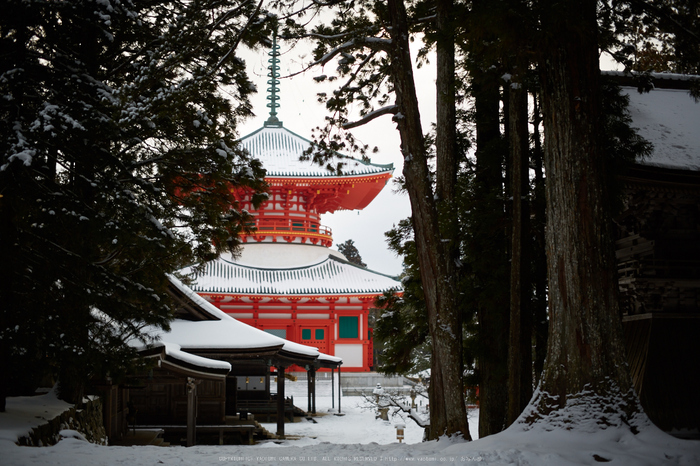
left=373, top=383, right=384, bottom=404
left=395, top=423, right=405, bottom=443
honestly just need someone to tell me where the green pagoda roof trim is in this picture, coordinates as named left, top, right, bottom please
left=264, top=33, right=283, bottom=128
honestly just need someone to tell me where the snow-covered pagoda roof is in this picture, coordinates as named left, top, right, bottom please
left=188, top=254, right=401, bottom=296
left=239, top=125, right=394, bottom=178
left=241, top=32, right=392, bottom=180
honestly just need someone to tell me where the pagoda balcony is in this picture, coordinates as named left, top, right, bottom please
left=244, top=219, right=333, bottom=246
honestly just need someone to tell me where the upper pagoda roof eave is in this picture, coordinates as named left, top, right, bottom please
left=238, top=124, right=394, bottom=178
left=263, top=171, right=394, bottom=182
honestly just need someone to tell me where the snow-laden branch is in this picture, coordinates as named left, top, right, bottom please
left=358, top=387, right=430, bottom=428
left=407, top=407, right=430, bottom=428
left=314, top=36, right=392, bottom=67
left=342, top=105, right=399, bottom=129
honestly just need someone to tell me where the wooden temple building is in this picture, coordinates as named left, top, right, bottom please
left=185, top=42, right=402, bottom=373
left=611, top=72, right=700, bottom=436
left=117, top=277, right=342, bottom=445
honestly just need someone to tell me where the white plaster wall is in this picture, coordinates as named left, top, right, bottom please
left=232, top=243, right=347, bottom=268
left=334, top=344, right=363, bottom=368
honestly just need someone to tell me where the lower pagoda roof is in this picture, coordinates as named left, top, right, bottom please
left=186, top=254, right=401, bottom=296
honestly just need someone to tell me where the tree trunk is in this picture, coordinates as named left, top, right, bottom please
left=531, top=91, right=548, bottom=385
left=387, top=0, right=469, bottom=440
left=471, top=67, right=510, bottom=438
left=524, top=0, right=642, bottom=428
left=435, top=0, right=457, bottom=204
left=507, top=80, right=533, bottom=425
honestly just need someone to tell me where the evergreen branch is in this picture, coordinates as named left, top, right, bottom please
left=211, top=0, right=266, bottom=74
left=342, top=105, right=399, bottom=129
left=628, top=0, right=700, bottom=42
left=314, top=37, right=392, bottom=68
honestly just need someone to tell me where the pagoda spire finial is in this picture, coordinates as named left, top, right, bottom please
left=264, top=33, right=283, bottom=127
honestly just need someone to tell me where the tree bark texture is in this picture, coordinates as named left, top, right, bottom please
left=507, top=82, right=533, bottom=425
left=531, top=92, right=549, bottom=385
left=435, top=0, right=457, bottom=204
left=525, top=0, right=642, bottom=427
left=472, top=69, right=510, bottom=438
left=387, top=0, right=469, bottom=440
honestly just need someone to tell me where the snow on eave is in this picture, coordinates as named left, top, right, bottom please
left=160, top=341, right=231, bottom=372
left=602, top=70, right=700, bottom=83
left=318, top=352, right=343, bottom=364
left=238, top=125, right=394, bottom=178
left=132, top=340, right=231, bottom=375
left=278, top=339, right=320, bottom=359
left=169, top=274, right=230, bottom=321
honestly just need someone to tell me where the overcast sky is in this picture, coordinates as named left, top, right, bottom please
left=236, top=41, right=437, bottom=277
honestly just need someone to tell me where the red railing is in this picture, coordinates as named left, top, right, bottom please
left=254, top=219, right=332, bottom=236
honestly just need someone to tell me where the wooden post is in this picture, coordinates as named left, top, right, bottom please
left=276, top=366, right=286, bottom=438
left=186, top=377, right=198, bottom=447
left=311, top=368, right=316, bottom=415
left=225, top=376, right=237, bottom=416
left=307, top=367, right=312, bottom=413
left=331, top=368, right=335, bottom=410
left=338, top=365, right=342, bottom=414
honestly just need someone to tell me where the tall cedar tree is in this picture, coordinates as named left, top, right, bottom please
left=303, top=0, right=470, bottom=439
left=0, top=0, right=270, bottom=408
left=519, top=0, right=645, bottom=428
left=459, top=0, right=512, bottom=436
left=495, top=0, right=536, bottom=427
left=337, top=239, right=367, bottom=267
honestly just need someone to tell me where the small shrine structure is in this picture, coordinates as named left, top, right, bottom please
left=187, top=39, right=402, bottom=372
left=609, top=71, right=700, bottom=435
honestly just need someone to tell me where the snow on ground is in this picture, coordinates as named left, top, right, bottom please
left=0, top=386, right=72, bottom=445
left=1, top=380, right=698, bottom=466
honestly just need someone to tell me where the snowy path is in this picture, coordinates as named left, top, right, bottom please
left=1, top=381, right=698, bottom=466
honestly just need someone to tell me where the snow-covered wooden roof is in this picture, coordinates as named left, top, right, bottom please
left=624, top=85, right=700, bottom=171
left=239, top=126, right=393, bottom=178
left=164, top=276, right=321, bottom=358
left=131, top=276, right=340, bottom=366
left=188, top=255, right=401, bottom=296
left=602, top=71, right=700, bottom=171
left=130, top=339, right=232, bottom=379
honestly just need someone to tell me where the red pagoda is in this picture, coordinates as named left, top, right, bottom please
left=187, top=41, right=401, bottom=372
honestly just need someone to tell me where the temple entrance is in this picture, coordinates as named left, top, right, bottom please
left=300, top=326, right=328, bottom=354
